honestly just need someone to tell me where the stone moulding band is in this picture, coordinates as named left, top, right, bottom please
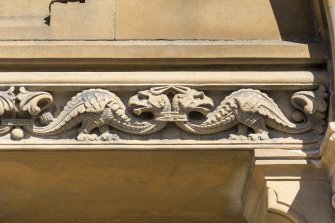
left=0, top=72, right=327, bottom=91
left=0, top=85, right=328, bottom=144
left=0, top=41, right=324, bottom=63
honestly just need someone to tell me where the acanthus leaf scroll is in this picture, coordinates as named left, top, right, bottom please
left=0, top=85, right=328, bottom=142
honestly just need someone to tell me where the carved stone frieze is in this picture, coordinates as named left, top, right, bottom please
left=0, top=86, right=327, bottom=142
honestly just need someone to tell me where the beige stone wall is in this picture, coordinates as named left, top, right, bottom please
left=0, top=0, right=318, bottom=41
left=115, top=0, right=316, bottom=40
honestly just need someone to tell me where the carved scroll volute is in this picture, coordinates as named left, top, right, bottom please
left=17, top=87, right=53, bottom=116
left=0, top=87, right=16, bottom=116
left=291, top=85, right=327, bottom=115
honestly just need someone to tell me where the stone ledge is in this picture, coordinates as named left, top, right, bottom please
left=0, top=40, right=325, bottom=63
left=0, top=141, right=320, bottom=151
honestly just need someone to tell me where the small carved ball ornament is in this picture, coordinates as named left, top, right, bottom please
left=10, top=127, right=24, bottom=141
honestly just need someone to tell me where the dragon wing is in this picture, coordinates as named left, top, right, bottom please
left=62, top=89, right=124, bottom=121
left=238, top=90, right=295, bottom=128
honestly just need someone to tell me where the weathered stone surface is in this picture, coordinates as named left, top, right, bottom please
left=0, top=150, right=251, bottom=223
left=115, top=0, right=316, bottom=40
left=50, top=0, right=115, bottom=39
left=0, top=0, right=49, bottom=40
left=0, top=0, right=318, bottom=41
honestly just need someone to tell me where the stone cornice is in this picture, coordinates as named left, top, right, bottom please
left=0, top=40, right=324, bottom=63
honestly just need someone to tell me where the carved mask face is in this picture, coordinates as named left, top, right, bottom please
left=173, top=89, right=214, bottom=115
left=128, top=90, right=170, bottom=116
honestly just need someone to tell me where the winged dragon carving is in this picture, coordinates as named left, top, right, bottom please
left=172, top=86, right=327, bottom=140
left=0, top=85, right=327, bottom=141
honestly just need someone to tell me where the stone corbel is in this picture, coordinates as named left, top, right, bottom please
left=244, top=158, right=335, bottom=223
left=266, top=188, right=308, bottom=223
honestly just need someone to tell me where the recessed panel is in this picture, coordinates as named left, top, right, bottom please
left=0, top=150, right=251, bottom=223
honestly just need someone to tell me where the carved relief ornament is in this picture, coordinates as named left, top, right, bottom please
left=0, top=85, right=327, bottom=142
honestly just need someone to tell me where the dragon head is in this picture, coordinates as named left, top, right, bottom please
left=128, top=90, right=171, bottom=117
left=172, top=88, right=214, bottom=116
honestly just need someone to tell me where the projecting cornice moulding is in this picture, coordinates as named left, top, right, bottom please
left=0, top=71, right=327, bottom=91
left=0, top=41, right=324, bottom=65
